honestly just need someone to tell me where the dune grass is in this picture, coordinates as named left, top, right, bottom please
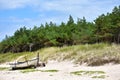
left=0, top=43, right=120, bottom=66
left=92, top=75, right=106, bottom=79
left=21, top=69, right=59, bottom=73
left=21, top=68, right=37, bottom=73
left=0, top=67, right=9, bottom=71
left=71, top=70, right=106, bottom=79
left=0, top=52, right=37, bottom=64
left=71, top=70, right=105, bottom=76
left=39, top=43, right=120, bottom=66
left=40, top=69, right=59, bottom=72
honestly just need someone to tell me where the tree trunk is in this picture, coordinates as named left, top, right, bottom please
left=118, top=33, right=120, bottom=44
left=37, top=52, right=39, bottom=66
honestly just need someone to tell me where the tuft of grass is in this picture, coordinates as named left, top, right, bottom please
left=21, top=68, right=37, bottom=73
left=49, top=74, right=53, bottom=76
left=71, top=70, right=106, bottom=79
left=0, top=67, right=9, bottom=71
left=40, top=69, right=59, bottom=72
left=21, top=69, right=59, bottom=73
left=71, top=70, right=105, bottom=76
left=92, top=75, right=106, bottom=79
left=70, top=71, right=83, bottom=76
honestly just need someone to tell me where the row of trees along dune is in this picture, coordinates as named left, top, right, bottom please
left=0, top=6, right=120, bottom=53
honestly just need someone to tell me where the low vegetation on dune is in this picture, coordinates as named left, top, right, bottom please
left=0, top=52, right=35, bottom=64
left=21, top=69, right=59, bottom=73
left=0, top=43, right=120, bottom=66
left=39, top=43, right=120, bottom=66
left=71, top=70, right=106, bottom=79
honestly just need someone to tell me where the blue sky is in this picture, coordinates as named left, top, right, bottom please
left=0, top=0, right=120, bottom=41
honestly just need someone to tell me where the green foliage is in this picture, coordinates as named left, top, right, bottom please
left=94, top=6, right=120, bottom=43
left=0, top=5, right=120, bottom=53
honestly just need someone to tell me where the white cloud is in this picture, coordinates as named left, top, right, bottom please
left=0, top=0, right=119, bottom=24
left=0, top=0, right=119, bottom=11
left=0, top=0, right=39, bottom=9
left=0, top=0, right=119, bottom=20
left=36, top=0, right=120, bottom=21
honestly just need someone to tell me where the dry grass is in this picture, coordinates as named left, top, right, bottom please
left=0, top=52, right=37, bottom=64
left=38, top=43, right=120, bottom=66
left=73, top=43, right=120, bottom=66
left=0, top=43, right=120, bottom=66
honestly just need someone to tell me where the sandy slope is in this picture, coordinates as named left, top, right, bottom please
left=0, top=61, right=120, bottom=80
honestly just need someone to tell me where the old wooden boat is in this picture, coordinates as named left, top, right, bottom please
left=9, top=53, right=45, bottom=70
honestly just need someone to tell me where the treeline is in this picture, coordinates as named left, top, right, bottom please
left=0, top=6, right=120, bottom=53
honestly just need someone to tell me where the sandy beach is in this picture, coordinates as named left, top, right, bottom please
left=0, top=61, right=120, bottom=80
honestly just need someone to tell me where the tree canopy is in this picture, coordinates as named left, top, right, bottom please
left=0, top=5, right=120, bottom=53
